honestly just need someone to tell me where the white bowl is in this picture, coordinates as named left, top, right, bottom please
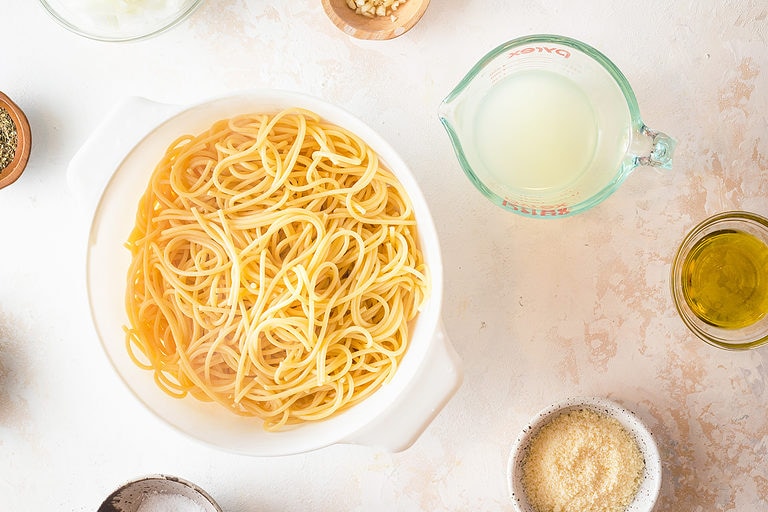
left=39, top=0, right=202, bottom=42
left=68, top=90, right=462, bottom=456
left=507, top=396, right=662, bottom=512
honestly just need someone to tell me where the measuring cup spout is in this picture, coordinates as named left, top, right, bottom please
left=437, top=98, right=457, bottom=130
left=634, top=126, right=675, bottom=170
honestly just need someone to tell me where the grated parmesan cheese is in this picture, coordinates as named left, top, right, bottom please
left=521, top=408, right=644, bottom=512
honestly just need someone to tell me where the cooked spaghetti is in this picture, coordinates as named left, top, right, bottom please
left=124, top=108, right=429, bottom=430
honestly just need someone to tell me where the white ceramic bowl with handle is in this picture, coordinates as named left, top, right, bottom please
left=68, top=90, right=462, bottom=456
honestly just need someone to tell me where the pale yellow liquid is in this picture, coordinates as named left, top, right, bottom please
left=473, top=70, right=599, bottom=191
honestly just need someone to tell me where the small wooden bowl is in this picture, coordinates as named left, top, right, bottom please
left=322, top=0, right=430, bottom=40
left=0, top=92, right=31, bottom=190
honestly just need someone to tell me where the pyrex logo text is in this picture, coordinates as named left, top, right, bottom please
left=507, top=46, right=571, bottom=59
left=501, top=199, right=570, bottom=216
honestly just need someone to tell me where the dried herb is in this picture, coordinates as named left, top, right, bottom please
left=0, top=106, right=18, bottom=172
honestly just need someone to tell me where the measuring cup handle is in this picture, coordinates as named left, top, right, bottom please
left=635, top=125, right=676, bottom=170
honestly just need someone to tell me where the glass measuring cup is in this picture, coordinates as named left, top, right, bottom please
left=439, top=34, right=675, bottom=218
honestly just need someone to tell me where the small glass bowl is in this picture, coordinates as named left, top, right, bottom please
left=507, top=397, right=661, bottom=512
left=39, top=0, right=203, bottom=42
left=671, top=211, right=768, bottom=350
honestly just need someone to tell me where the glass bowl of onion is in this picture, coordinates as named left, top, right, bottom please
left=38, top=0, right=203, bottom=42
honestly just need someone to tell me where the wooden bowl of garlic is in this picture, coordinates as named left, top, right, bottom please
left=322, top=0, right=430, bottom=40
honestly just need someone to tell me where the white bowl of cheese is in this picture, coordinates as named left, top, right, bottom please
left=507, top=396, right=661, bottom=512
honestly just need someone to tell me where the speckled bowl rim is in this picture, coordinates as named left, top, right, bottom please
left=507, top=396, right=662, bottom=512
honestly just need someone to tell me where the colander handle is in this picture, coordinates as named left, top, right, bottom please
left=66, top=96, right=182, bottom=220
left=342, top=320, right=463, bottom=452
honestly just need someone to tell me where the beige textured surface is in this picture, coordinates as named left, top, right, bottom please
left=0, top=1, right=766, bottom=510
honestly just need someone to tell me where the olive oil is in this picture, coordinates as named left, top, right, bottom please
left=681, top=229, right=768, bottom=329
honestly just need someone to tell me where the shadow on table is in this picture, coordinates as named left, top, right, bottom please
left=0, top=312, right=32, bottom=429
